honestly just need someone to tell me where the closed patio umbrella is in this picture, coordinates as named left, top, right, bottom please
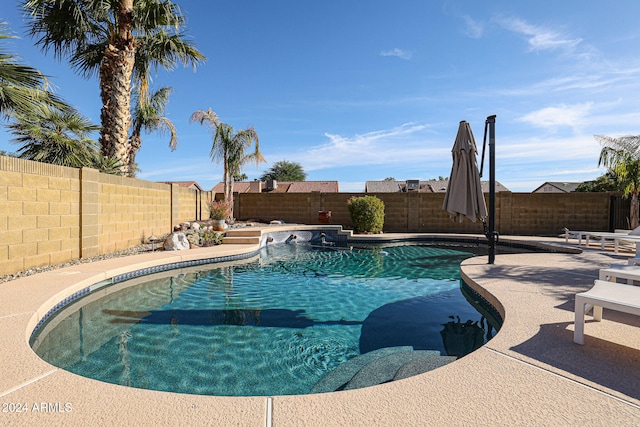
left=442, top=120, right=487, bottom=223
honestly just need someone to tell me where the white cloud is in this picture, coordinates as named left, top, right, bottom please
left=271, top=123, right=449, bottom=172
left=462, top=15, right=484, bottom=39
left=495, top=16, right=582, bottom=52
left=495, top=133, right=602, bottom=169
left=380, top=48, right=412, bottom=60
left=545, top=167, right=601, bottom=176
left=517, top=103, right=594, bottom=130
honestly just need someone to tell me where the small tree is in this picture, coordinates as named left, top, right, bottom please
left=129, top=87, right=177, bottom=177
left=596, top=134, right=640, bottom=228
left=260, top=160, right=306, bottom=181
left=348, top=195, right=385, bottom=234
left=190, top=108, right=265, bottom=217
left=575, top=172, right=619, bottom=192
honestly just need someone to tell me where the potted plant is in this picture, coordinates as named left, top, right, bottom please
left=209, top=200, right=231, bottom=231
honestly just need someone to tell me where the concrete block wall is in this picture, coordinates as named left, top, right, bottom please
left=509, top=192, right=610, bottom=235
left=235, top=191, right=614, bottom=235
left=0, top=157, right=81, bottom=275
left=175, top=185, right=197, bottom=225
left=96, top=173, right=171, bottom=254
left=0, top=153, right=619, bottom=277
left=198, top=191, right=214, bottom=221
left=0, top=156, right=196, bottom=277
left=237, top=193, right=319, bottom=224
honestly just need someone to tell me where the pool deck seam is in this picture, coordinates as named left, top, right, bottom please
left=0, top=311, right=33, bottom=320
left=0, top=369, right=58, bottom=398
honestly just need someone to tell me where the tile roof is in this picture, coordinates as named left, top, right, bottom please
left=211, top=181, right=339, bottom=193
left=211, top=182, right=252, bottom=193
left=532, top=182, right=583, bottom=193
left=286, top=181, right=339, bottom=192
left=365, top=180, right=510, bottom=193
left=163, top=181, right=205, bottom=191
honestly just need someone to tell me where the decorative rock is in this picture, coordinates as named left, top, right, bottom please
left=192, top=222, right=201, bottom=231
left=163, top=232, right=190, bottom=251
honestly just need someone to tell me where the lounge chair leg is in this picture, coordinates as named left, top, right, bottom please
left=574, top=300, right=585, bottom=345
left=593, top=305, right=603, bottom=321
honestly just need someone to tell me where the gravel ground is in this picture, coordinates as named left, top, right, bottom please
left=0, top=242, right=163, bottom=284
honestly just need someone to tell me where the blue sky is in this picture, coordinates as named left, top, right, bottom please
left=2, top=1, right=640, bottom=192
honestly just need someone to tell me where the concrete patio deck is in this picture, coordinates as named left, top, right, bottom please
left=1, top=231, right=639, bottom=426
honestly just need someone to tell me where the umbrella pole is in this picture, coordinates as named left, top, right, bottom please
left=487, top=115, right=497, bottom=264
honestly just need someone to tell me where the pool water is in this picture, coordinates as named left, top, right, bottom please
left=32, top=244, right=499, bottom=396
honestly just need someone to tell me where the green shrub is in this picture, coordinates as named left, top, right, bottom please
left=347, top=195, right=385, bottom=233
left=187, top=229, right=224, bottom=247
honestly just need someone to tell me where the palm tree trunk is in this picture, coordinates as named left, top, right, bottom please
left=128, top=129, right=142, bottom=178
left=99, top=0, right=135, bottom=174
left=631, top=193, right=639, bottom=229
left=229, top=177, right=235, bottom=219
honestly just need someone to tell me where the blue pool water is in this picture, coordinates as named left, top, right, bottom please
left=31, top=243, right=500, bottom=396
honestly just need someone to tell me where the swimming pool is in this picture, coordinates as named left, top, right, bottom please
left=31, top=243, right=501, bottom=396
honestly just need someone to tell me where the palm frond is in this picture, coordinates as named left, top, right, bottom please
left=190, top=108, right=220, bottom=132
left=9, top=105, right=99, bottom=167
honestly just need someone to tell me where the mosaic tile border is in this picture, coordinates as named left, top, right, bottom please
left=461, top=280, right=504, bottom=326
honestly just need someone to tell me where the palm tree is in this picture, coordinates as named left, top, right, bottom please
left=596, top=134, right=640, bottom=228
left=129, top=86, right=177, bottom=177
left=9, top=107, right=99, bottom=167
left=224, top=123, right=265, bottom=205
left=190, top=108, right=266, bottom=214
left=0, top=22, right=66, bottom=119
left=9, top=105, right=123, bottom=173
left=22, top=0, right=205, bottom=175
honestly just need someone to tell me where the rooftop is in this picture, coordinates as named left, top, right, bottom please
left=162, top=181, right=205, bottom=191
left=365, top=180, right=511, bottom=193
left=211, top=180, right=339, bottom=193
left=532, top=181, right=584, bottom=193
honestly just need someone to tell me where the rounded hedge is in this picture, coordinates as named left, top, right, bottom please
left=347, top=195, right=385, bottom=234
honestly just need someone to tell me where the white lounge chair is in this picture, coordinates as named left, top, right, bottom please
left=599, top=264, right=640, bottom=284
left=574, top=280, right=640, bottom=345
left=564, top=227, right=640, bottom=254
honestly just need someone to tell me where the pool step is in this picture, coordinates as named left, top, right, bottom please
left=221, top=236, right=261, bottom=245
left=310, top=346, right=415, bottom=394
left=222, top=229, right=262, bottom=245
left=225, top=229, right=263, bottom=237
left=392, top=355, right=458, bottom=381
left=343, top=350, right=453, bottom=390
left=310, top=348, right=455, bottom=394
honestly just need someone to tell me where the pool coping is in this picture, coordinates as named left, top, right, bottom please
left=1, top=226, right=639, bottom=426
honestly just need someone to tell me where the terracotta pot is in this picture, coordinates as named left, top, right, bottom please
left=318, top=211, right=332, bottom=224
